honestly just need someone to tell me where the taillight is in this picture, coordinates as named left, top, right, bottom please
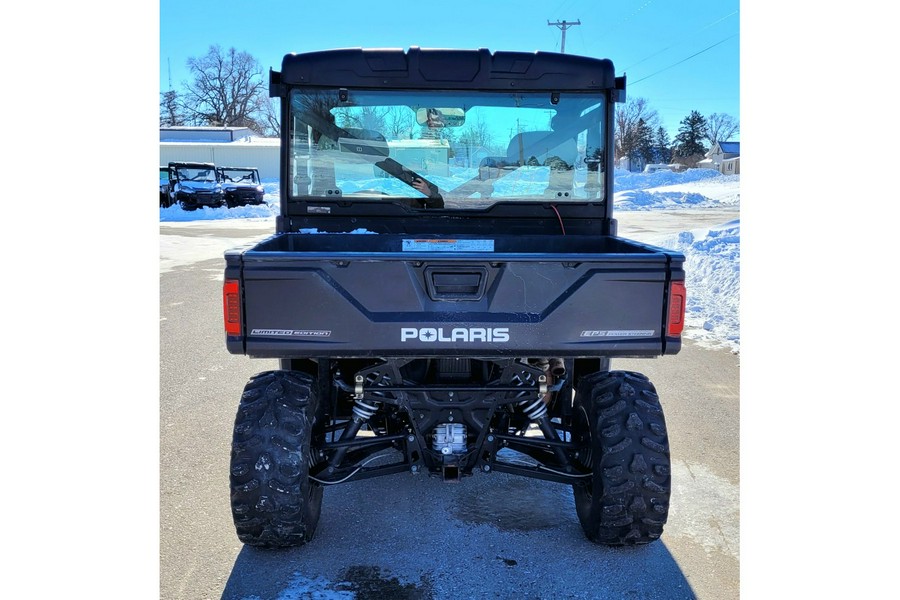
left=667, top=281, right=686, bottom=336
left=223, top=279, right=241, bottom=336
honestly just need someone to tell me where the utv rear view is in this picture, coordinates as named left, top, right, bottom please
left=223, top=47, right=685, bottom=549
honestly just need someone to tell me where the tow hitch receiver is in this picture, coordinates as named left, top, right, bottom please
left=442, top=462, right=460, bottom=483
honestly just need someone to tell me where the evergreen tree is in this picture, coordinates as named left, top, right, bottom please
left=673, top=111, right=709, bottom=167
left=636, top=118, right=655, bottom=165
left=654, top=127, right=672, bottom=164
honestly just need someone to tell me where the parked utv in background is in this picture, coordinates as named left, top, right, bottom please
left=223, top=47, right=686, bottom=550
left=217, top=166, right=266, bottom=208
left=159, top=165, right=173, bottom=207
left=167, top=161, right=225, bottom=210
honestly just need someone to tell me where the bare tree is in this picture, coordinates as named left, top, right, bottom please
left=159, top=90, right=185, bottom=126
left=615, top=97, right=661, bottom=165
left=458, top=114, right=496, bottom=153
left=182, top=45, right=268, bottom=132
left=257, top=98, right=281, bottom=137
left=706, top=113, right=739, bottom=145
left=385, top=107, right=416, bottom=139
left=293, top=91, right=342, bottom=146
left=336, top=106, right=391, bottom=132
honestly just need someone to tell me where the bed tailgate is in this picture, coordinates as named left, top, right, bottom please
left=224, top=234, right=684, bottom=358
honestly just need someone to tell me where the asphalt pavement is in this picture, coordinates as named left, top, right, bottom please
left=159, top=217, right=740, bottom=600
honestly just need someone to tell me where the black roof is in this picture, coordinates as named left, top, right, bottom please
left=276, top=47, right=616, bottom=91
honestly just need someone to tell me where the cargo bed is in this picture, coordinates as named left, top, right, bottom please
left=224, top=233, right=684, bottom=358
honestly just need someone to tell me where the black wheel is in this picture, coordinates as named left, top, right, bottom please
left=178, top=200, right=196, bottom=211
left=230, top=370, right=324, bottom=548
left=572, top=371, right=671, bottom=546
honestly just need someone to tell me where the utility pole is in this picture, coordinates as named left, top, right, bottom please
left=548, top=19, right=581, bottom=53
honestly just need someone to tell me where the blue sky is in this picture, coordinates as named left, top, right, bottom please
left=159, top=0, right=740, bottom=140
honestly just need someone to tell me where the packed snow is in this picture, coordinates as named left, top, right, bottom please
left=649, top=218, right=740, bottom=353
left=160, top=168, right=740, bottom=353
left=612, top=169, right=740, bottom=353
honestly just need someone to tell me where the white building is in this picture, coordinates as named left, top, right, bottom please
left=160, top=127, right=281, bottom=180
left=703, top=141, right=740, bottom=175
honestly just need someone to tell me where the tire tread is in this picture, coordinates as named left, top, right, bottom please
left=573, top=370, right=671, bottom=546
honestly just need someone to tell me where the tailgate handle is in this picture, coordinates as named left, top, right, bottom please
left=425, top=267, right=487, bottom=300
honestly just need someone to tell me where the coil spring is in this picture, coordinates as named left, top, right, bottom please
left=352, top=398, right=380, bottom=421
left=518, top=397, right=548, bottom=421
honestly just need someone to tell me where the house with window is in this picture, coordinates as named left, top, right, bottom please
left=702, top=141, right=740, bottom=175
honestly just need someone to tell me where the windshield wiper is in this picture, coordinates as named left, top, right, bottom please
left=374, top=158, right=443, bottom=208
left=300, top=109, right=445, bottom=208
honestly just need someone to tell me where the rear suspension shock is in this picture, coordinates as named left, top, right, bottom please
left=326, top=374, right=381, bottom=473
left=517, top=372, right=571, bottom=468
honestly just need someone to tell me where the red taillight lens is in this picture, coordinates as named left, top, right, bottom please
left=667, top=281, right=686, bottom=336
left=223, top=279, right=241, bottom=336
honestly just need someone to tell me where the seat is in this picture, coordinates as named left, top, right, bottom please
left=506, top=131, right=577, bottom=168
left=507, top=131, right=578, bottom=197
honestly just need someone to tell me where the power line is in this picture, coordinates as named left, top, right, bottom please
left=629, top=34, right=738, bottom=85
left=623, top=10, right=739, bottom=71
left=550, top=0, right=579, bottom=20
left=548, top=19, right=581, bottom=53
left=577, top=21, right=587, bottom=54
left=545, top=24, right=562, bottom=52
left=597, top=0, right=655, bottom=39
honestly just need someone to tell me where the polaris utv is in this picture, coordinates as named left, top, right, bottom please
left=167, top=161, right=225, bottom=210
left=223, top=47, right=685, bottom=549
left=217, top=166, right=266, bottom=208
left=159, top=165, right=173, bottom=208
